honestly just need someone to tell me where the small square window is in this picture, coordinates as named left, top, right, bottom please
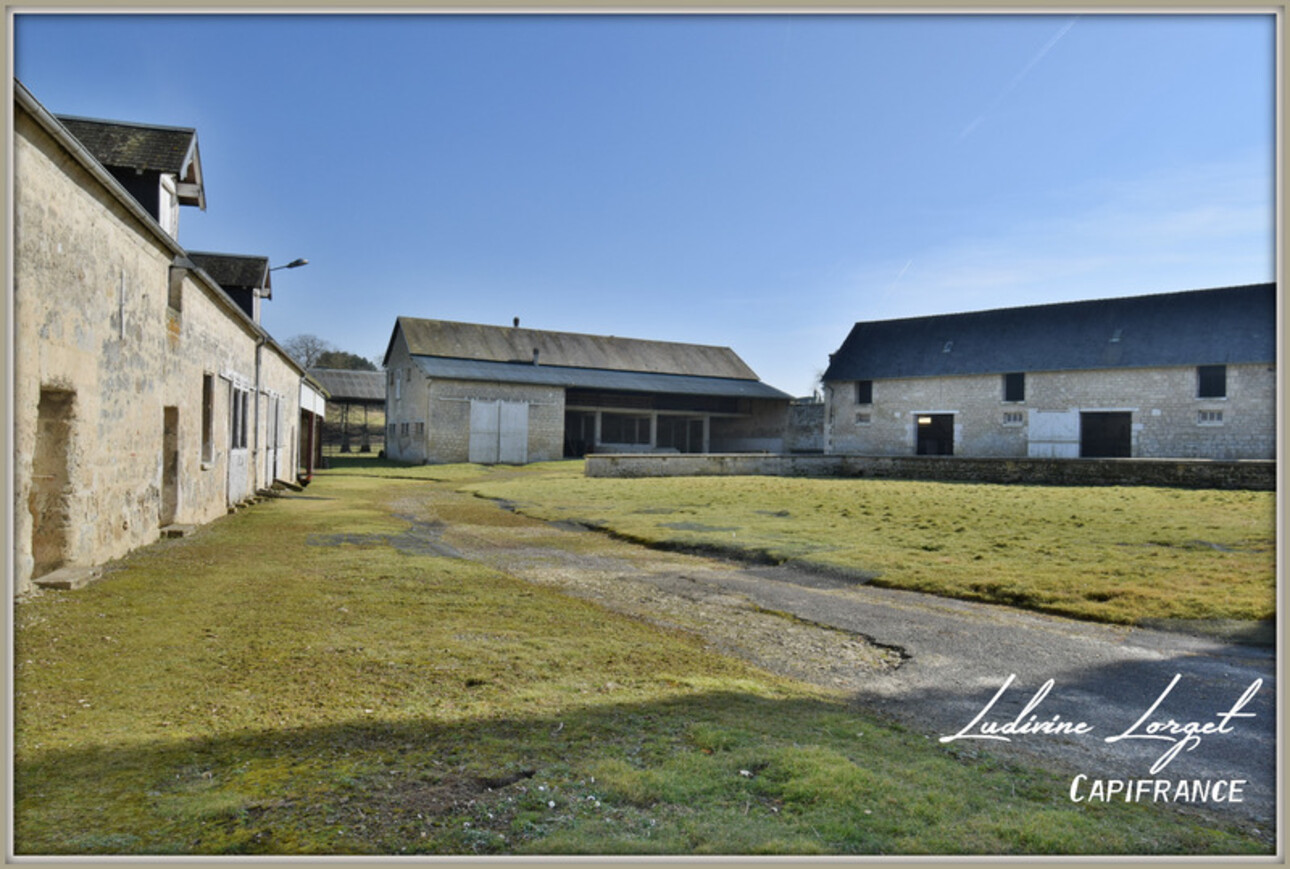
left=855, top=411, right=871, bottom=425
left=1198, top=410, right=1224, bottom=425
left=856, top=380, right=873, bottom=405
left=1003, top=372, right=1025, bottom=402
left=1003, top=411, right=1024, bottom=426
left=1198, top=365, right=1226, bottom=399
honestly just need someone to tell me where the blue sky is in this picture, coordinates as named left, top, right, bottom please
left=13, top=12, right=1277, bottom=396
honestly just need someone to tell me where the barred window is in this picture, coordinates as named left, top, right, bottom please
left=855, top=380, right=873, bottom=405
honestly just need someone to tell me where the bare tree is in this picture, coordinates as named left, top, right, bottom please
left=283, top=333, right=334, bottom=369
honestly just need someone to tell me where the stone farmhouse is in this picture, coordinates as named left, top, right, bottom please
left=12, top=81, right=327, bottom=596
left=821, top=283, right=1277, bottom=460
left=383, top=317, right=791, bottom=464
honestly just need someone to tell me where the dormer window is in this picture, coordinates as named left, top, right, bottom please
left=55, top=114, right=206, bottom=241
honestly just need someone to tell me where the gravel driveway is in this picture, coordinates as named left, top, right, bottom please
left=401, top=488, right=1278, bottom=835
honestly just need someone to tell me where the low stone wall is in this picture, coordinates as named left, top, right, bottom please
left=585, top=453, right=1277, bottom=490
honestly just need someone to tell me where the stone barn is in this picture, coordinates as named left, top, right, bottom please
left=12, top=81, right=316, bottom=595
left=821, top=283, right=1277, bottom=460
left=383, top=318, right=791, bottom=464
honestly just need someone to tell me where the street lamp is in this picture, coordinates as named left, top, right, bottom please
left=270, top=258, right=309, bottom=271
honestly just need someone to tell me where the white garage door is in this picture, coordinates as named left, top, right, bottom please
left=1027, top=410, right=1080, bottom=458
left=469, top=400, right=529, bottom=464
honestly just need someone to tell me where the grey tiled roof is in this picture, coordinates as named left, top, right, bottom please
left=412, top=356, right=793, bottom=400
left=823, top=283, right=1276, bottom=382
left=188, top=252, right=270, bottom=292
left=309, top=369, right=386, bottom=403
left=391, top=318, right=760, bottom=381
left=57, top=114, right=197, bottom=175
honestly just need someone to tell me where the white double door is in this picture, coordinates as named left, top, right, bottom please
left=469, top=399, right=529, bottom=464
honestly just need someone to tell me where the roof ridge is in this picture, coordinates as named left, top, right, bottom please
left=55, top=113, right=197, bottom=135
left=395, top=315, right=739, bottom=354
left=848, top=282, right=1275, bottom=328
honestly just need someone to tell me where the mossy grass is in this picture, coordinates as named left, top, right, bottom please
left=465, top=463, right=1275, bottom=625
left=13, top=462, right=1271, bottom=855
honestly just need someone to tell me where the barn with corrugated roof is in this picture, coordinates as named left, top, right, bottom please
left=383, top=317, right=791, bottom=464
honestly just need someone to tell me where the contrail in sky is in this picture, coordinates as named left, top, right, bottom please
left=959, top=16, right=1079, bottom=141
left=884, top=259, right=913, bottom=292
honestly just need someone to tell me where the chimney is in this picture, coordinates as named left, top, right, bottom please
left=513, top=317, right=520, bottom=328
left=532, top=348, right=540, bottom=366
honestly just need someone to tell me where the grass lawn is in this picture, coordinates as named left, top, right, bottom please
left=12, top=461, right=1274, bottom=856
left=464, top=462, right=1277, bottom=626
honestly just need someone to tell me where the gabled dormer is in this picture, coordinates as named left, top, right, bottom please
left=56, top=114, right=205, bottom=240
left=186, top=252, right=271, bottom=324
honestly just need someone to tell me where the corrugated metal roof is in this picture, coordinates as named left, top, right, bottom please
left=823, top=283, right=1276, bottom=382
left=412, top=356, right=793, bottom=400
left=309, top=368, right=386, bottom=402
left=394, top=317, right=759, bottom=380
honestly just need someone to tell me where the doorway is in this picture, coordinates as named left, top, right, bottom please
left=31, top=389, right=74, bottom=578
left=1080, top=412, right=1132, bottom=458
left=657, top=416, right=705, bottom=453
left=564, top=411, right=596, bottom=458
left=916, top=414, right=954, bottom=455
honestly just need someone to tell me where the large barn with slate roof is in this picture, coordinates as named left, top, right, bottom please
left=821, top=283, right=1277, bottom=460
left=384, top=317, right=792, bottom=464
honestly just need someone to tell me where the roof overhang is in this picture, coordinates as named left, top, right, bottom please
left=412, top=355, right=793, bottom=401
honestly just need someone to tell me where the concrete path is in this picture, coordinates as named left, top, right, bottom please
left=425, top=492, right=1277, bottom=834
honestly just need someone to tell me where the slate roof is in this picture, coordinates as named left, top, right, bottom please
left=411, top=356, right=792, bottom=400
left=309, top=369, right=386, bottom=403
left=188, top=252, right=271, bottom=297
left=823, top=283, right=1277, bottom=382
left=390, top=318, right=761, bottom=381
left=57, top=115, right=196, bottom=175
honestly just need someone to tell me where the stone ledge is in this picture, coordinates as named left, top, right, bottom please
left=32, top=565, right=103, bottom=590
left=585, top=453, right=1276, bottom=491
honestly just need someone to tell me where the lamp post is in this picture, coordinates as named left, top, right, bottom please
left=270, top=258, right=309, bottom=271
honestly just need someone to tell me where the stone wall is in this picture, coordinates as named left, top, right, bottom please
left=825, top=364, right=1276, bottom=460
left=709, top=398, right=790, bottom=452
left=384, top=339, right=565, bottom=464
left=424, top=379, right=564, bottom=464
left=786, top=401, right=824, bottom=453
left=585, top=453, right=1276, bottom=490
left=13, top=94, right=306, bottom=595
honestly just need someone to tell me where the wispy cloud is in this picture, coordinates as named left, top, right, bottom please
left=959, top=17, right=1079, bottom=141
left=821, top=153, right=1274, bottom=320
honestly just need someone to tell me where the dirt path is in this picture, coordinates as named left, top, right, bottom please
left=392, top=485, right=1277, bottom=834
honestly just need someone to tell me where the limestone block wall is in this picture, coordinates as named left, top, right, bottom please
left=585, top=453, right=1276, bottom=491
left=259, top=346, right=306, bottom=485
left=14, top=99, right=300, bottom=595
left=384, top=341, right=565, bottom=465
left=709, top=399, right=790, bottom=452
left=785, top=401, right=825, bottom=453
left=422, top=379, right=565, bottom=464
left=825, top=364, right=1276, bottom=460
left=383, top=340, right=425, bottom=463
